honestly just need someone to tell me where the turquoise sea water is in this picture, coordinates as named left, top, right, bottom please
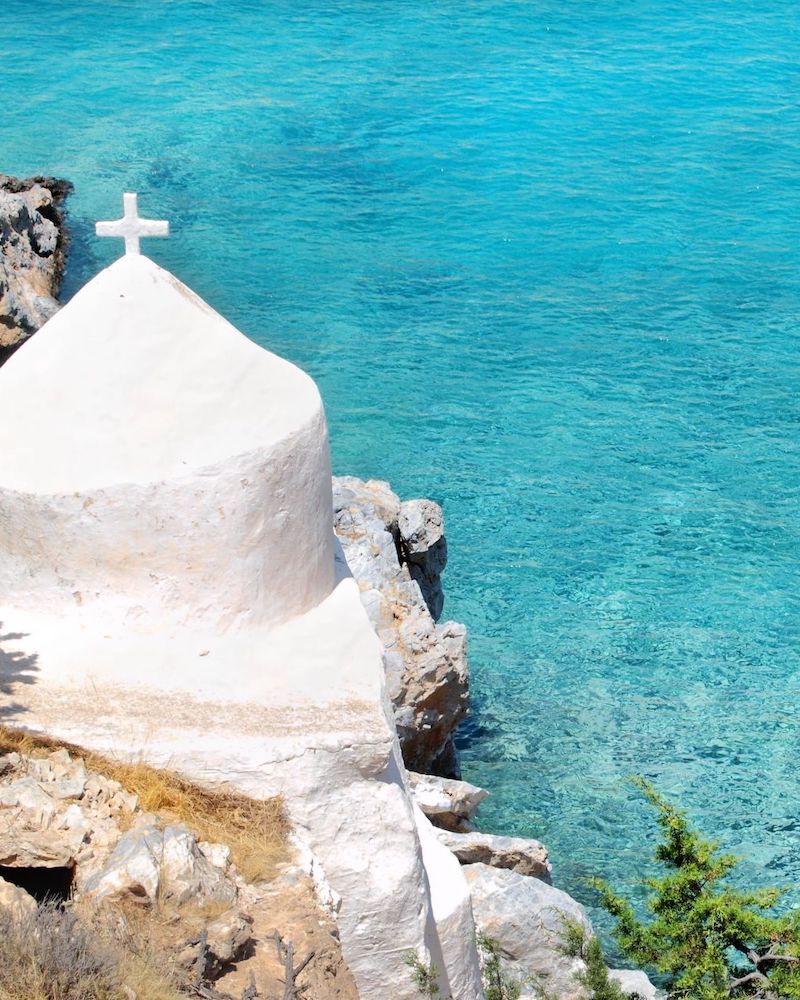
left=4, top=1, right=800, bottom=938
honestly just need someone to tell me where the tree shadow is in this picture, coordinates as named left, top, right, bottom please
left=0, top=624, right=38, bottom=720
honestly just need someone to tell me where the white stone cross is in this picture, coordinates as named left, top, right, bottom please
left=95, top=192, right=169, bottom=255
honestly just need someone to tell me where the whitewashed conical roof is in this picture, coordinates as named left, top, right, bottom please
left=0, top=253, right=335, bottom=632
left=0, top=254, right=321, bottom=493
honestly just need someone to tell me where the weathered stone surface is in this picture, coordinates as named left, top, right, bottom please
left=0, top=174, right=71, bottom=358
left=407, top=771, right=488, bottom=832
left=333, top=477, right=469, bottom=776
left=84, top=823, right=237, bottom=907
left=608, top=969, right=660, bottom=999
left=83, top=824, right=162, bottom=902
left=199, top=841, right=231, bottom=871
left=398, top=499, right=447, bottom=620
left=0, top=829, right=74, bottom=868
left=161, top=825, right=237, bottom=906
left=0, top=774, right=59, bottom=811
left=435, top=828, right=552, bottom=882
left=464, top=862, right=592, bottom=1000
left=0, top=875, right=37, bottom=920
left=205, top=908, right=254, bottom=973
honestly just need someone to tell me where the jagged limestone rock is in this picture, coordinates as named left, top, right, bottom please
left=0, top=174, right=71, bottom=358
left=0, top=875, right=37, bottom=920
left=434, top=828, right=552, bottom=882
left=84, top=823, right=237, bottom=907
left=83, top=825, right=163, bottom=902
left=333, top=476, right=469, bottom=776
left=398, top=498, right=447, bottom=620
left=406, top=771, right=488, bottom=832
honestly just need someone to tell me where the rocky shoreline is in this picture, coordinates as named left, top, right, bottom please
left=0, top=174, right=72, bottom=362
left=332, top=475, right=657, bottom=1000
left=0, top=173, right=657, bottom=999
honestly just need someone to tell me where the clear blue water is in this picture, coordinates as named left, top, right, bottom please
left=5, top=0, right=800, bottom=939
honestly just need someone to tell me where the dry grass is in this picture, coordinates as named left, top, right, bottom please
left=0, top=902, right=187, bottom=1000
left=0, top=726, right=291, bottom=883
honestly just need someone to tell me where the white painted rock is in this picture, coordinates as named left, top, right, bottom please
left=464, top=863, right=591, bottom=1000
left=0, top=876, right=37, bottom=920
left=0, top=252, right=335, bottom=634
left=407, top=771, right=489, bottom=831
left=435, top=828, right=552, bottom=882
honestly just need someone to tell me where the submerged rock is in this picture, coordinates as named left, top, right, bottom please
left=333, top=476, right=469, bottom=776
left=0, top=173, right=72, bottom=360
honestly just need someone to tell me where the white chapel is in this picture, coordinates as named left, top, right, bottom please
left=0, top=195, right=483, bottom=1000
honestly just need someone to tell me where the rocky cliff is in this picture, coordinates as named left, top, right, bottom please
left=0, top=174, right=72, bottom=363
left=333, top=477, right=468, bottom=778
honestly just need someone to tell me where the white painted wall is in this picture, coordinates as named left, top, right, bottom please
left=0, top=255, right=335, bottom=631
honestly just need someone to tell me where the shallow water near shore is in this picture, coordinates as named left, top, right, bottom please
left=4, top=0, right=800, bottom=940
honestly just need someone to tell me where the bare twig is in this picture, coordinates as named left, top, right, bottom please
left=272, top=930, right=316, bottom=999
left=730, top=971, right=769, bottom=992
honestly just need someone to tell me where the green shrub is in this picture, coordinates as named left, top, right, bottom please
left=477, top=933, right=523, bottom=1000
left=558, top=915, right=633, bottom=1000
left=592, top=777, right=800, bottom=999
left=404, top=951, right=446, bottom=998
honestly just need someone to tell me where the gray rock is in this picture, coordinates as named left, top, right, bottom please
left=0, top=876, right=37, bottom=920
left=47, top=776, right=87, bottom=800
left=83, top=824, right=163, bottom=902
left=205, top=908, right=254, bottom=973
left=464, top=863, right=592, bottom=1000
left=0, top=174, right=71, bottom=358
left=407, top=771, right=488, bottom=832
left=608, top=969, right=660, bottom=999
left=160, top=825, right=236, bottom=906
left=199, top=841, right=231, bottom=870
left=398, top=499, right=447, bottom=620
left=333, top=476, right=401, bottom=530
left=0, top=776, right=57, bottom=811
left=83, top=823, right=237, bottom=907
left=435, top=828, right=552, bottom=882
left=333, top=476, right=469, bottom=777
